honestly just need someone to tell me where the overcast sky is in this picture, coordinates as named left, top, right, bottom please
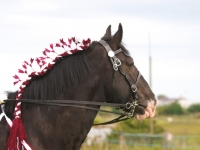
left=0, top=0, right=200, bottom=103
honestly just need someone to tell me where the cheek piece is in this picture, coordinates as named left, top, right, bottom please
left=99, top=40, right=141, bottom=118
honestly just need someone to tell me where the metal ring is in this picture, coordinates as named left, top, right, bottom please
left=126, top=102, right=134, bottom=109
left=114, top=58, right=121, bottom=66
left=131, top=84, right=137, bottom=92
left=132, top=101, right=138, bottom=106
left=113, top=64, right=118, bottom=71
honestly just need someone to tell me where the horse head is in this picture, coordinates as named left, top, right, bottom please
left=92, top=23, right=157, bottom=120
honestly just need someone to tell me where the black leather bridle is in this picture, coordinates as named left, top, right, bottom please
left=94, top=40, right=141, bottom=125
left=0, top=40, right=141, bottom=125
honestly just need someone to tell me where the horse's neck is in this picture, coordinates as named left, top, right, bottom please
left=22, top=73, right=107, bottom=149
left=21, top=48, right=110, bottom=149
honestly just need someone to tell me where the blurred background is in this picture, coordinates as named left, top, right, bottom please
left=0, top=0, right=200, bottom=149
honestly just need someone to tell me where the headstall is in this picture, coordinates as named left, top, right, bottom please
left=99, top=40, right=141, bottom=118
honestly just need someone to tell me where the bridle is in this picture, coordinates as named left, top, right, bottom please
left=95, top=40, right=141, bottom=124
left=0, top=40, right=141, bottom=125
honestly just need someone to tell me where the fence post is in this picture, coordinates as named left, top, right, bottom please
left=119, top=133, right=126, bottom=149
left=182, top=135, right=186, bottom=150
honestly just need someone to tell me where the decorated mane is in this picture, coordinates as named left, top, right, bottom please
left=6, top=37, right=91, bottom=150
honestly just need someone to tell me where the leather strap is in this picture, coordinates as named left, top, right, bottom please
left=0, top=99, right=130, bottom=116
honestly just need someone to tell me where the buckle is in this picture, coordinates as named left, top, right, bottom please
left=114, top=58, right=121, bottom=66
left=126, top=111, right=134, bottom=118
left=113, top=58, right=121, bottom=71
left=113, top=64, right=118, bottom=71
left=131, top=84, right=137, bottom=92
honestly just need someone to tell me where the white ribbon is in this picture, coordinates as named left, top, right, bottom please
left=0, top=111, right=4, bottom=120
left=0, top=104, right=13, bottom=127
left=1, top=106, right=32, bottom=150
left=21, top=140, right=32, bottom=150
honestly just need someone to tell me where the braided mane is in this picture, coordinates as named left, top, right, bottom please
left=13, top=37, right=91, bottom=100
left=5, top=37, right=92, bottom=150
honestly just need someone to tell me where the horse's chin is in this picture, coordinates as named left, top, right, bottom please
left=134, top=100, right=157, bottom=121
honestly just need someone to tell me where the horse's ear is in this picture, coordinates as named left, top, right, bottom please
left=102, top=25, right=111, bottom=40
left=112, top=23, right=123, bottom=47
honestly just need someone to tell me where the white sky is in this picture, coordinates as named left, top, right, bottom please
left=0, top=0, right=200, bottom=103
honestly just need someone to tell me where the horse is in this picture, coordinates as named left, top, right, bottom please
left=0, top=23, right=157, bottom=150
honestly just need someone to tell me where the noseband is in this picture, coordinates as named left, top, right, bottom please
left=99, top=40, right=141, bottom=117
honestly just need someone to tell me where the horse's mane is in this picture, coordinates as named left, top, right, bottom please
left=7, top=42, right=98, bottom=102
left=23, top=51, right=92, bottom=100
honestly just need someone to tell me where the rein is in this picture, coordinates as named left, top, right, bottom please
left=0, top=99, right=136, bottom=117
left=0, top=99, right=138, bottom=125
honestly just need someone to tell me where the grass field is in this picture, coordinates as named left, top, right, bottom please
left=155, top=114, right=200, bottom=135
left=81, top=113, right=200, bottom=150
left=81, top=144, right=167, bottom=150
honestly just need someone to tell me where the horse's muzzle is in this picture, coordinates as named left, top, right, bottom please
left=134, top=98, right=157, bottom=120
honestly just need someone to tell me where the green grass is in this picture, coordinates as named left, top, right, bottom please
left=81, top=143, right=169, bottom=150
left=154, top=114, right=200, bottom=135
left=81, top=142, right=200, bottom=150
left=81, top=113, right=200, bottom=150
left=95, top=113, right=200, bottom=135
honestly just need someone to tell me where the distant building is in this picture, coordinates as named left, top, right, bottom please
left=157, top=95, right=176, bottom=106
left=86, top=127, right=112, bottom=145
left=158, top=95, right=192, bottom=108
left=178, top=96, right=193, bottom=108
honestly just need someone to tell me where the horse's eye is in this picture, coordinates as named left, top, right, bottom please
left=128, top=63, right=134, bottom=66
